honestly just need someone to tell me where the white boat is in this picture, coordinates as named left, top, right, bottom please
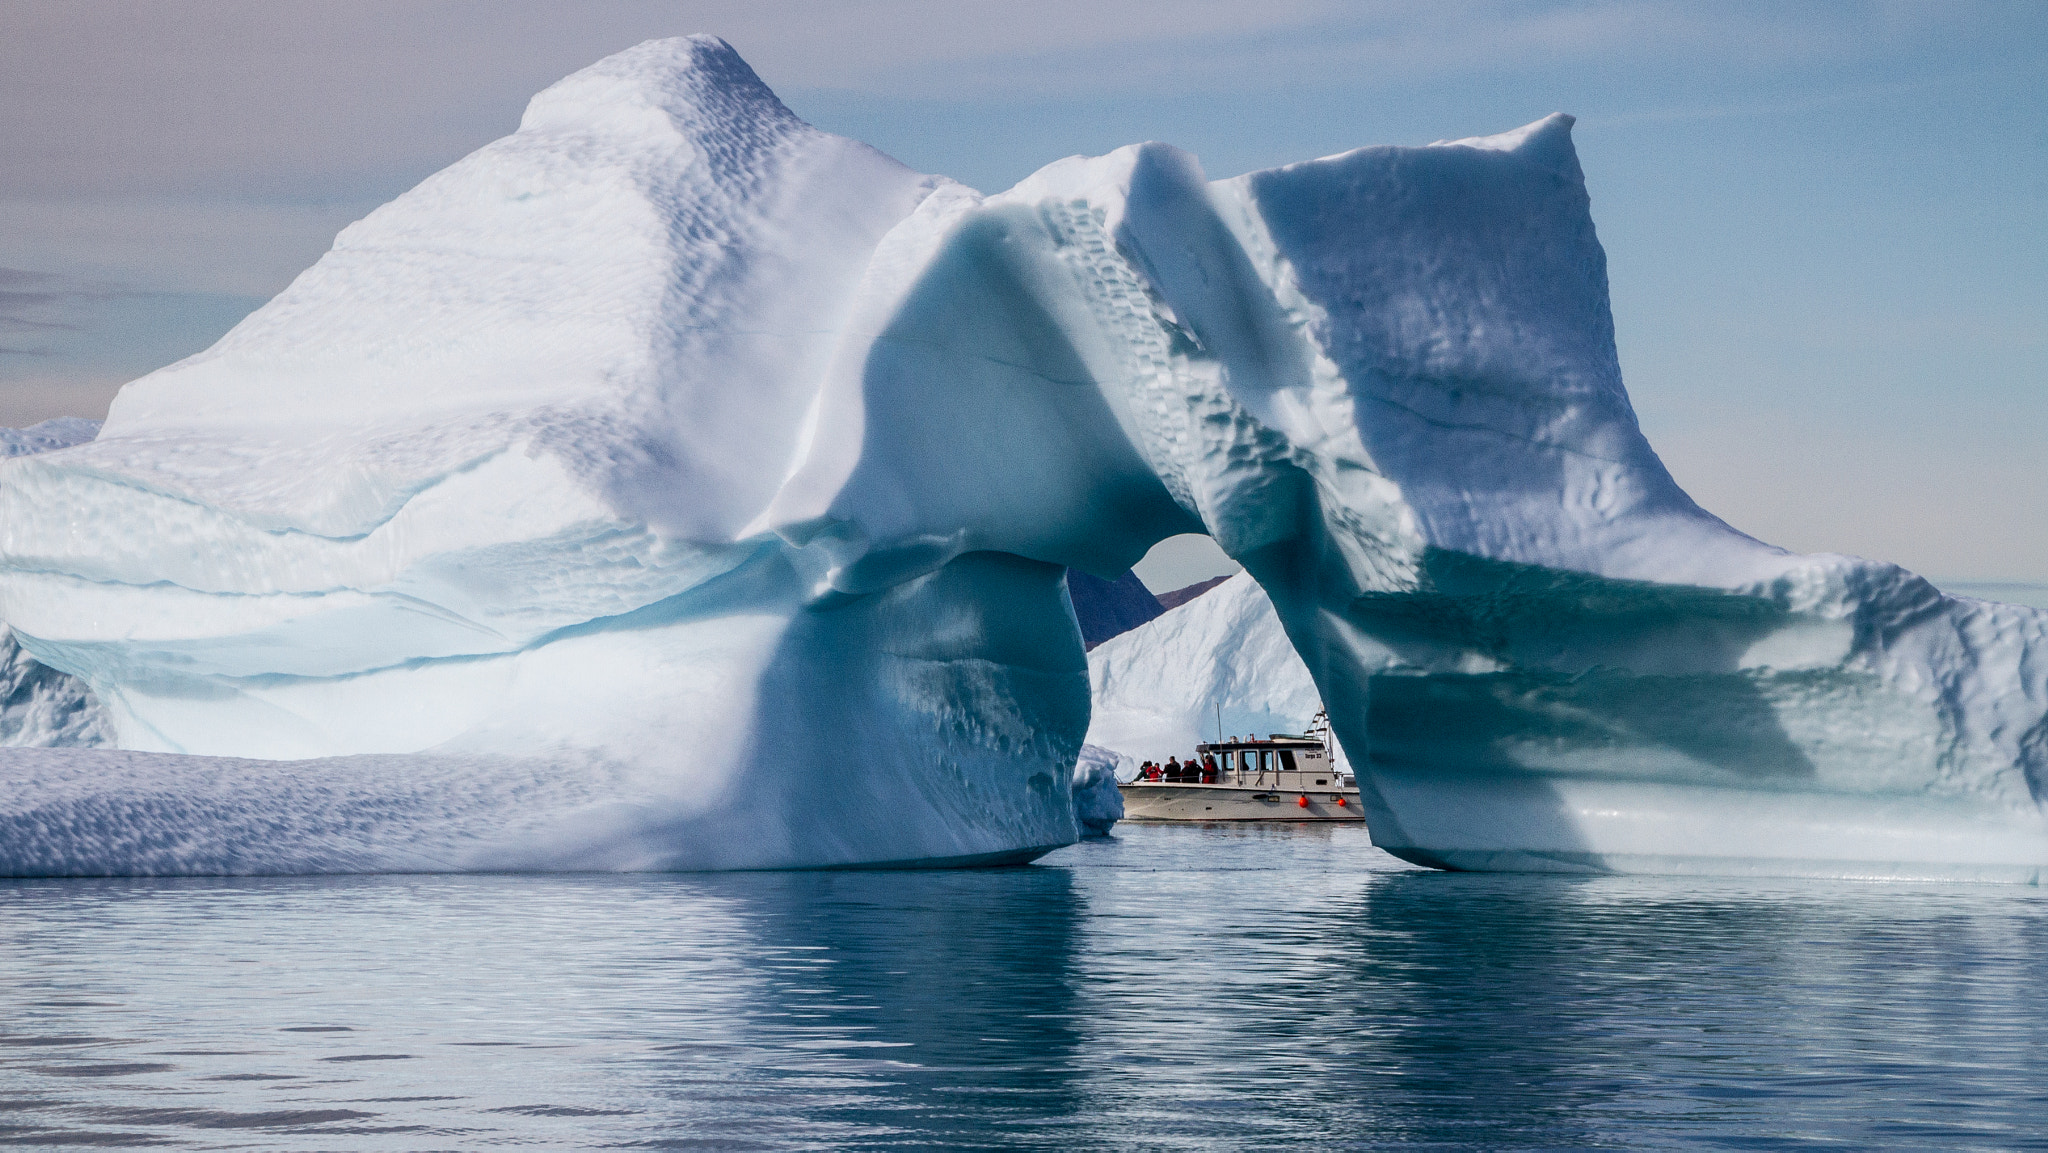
left=1117, top=712, right=1363, bottom=822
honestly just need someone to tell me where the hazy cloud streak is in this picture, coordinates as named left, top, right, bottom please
left=0, top=267, right=124, bottom=356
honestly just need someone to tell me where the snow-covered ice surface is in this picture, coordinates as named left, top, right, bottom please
left=2, top=36, right=2044, bottom=878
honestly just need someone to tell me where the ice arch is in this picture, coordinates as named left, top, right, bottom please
left=1, top=37, right=2043, bottom=877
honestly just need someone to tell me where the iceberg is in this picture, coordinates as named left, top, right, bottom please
left=1, top=35, right=2043, bottom=878
left=1087, top=572, right=1324, bottom=760
left=1071, top=744, right=1128, bottom=835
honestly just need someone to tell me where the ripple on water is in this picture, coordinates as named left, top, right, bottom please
left=1, top=824, right=2045, bottom=1149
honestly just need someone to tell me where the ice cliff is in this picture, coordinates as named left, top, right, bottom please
left=2, top=36, right=2043, bottom=878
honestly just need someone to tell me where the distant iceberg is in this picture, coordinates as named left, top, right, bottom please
left=1087, top=572, right=1323, bottom=760
left=1, top=35, right=2042, bottom=878
left=0, top=418, right=99, bottom=460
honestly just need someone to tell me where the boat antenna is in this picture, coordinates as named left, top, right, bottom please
left=1215, top=701, right=1223, bottom=745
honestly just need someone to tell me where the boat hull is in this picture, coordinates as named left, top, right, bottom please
left=1116, top=783, right=1365, bottom=822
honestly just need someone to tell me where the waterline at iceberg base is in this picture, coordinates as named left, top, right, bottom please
left=1, top=36, right=2042, bottom=879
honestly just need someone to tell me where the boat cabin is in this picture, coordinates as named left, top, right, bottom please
left=1189, top=735, right=1349, bottom=791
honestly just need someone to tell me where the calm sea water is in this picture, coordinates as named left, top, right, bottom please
left=3, top=822, right=2046, bottom=1150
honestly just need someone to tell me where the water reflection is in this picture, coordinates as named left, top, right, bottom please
left=625, top=869, right=1089, bottom=1146
left=2, top=827, right=2046, bottom=1149
left=1337, top=869, right=2048, bottom=1147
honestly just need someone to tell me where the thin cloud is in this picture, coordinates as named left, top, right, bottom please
left=768, top=1, right=2031, bottom=98
left=0, top=268, right=124, bottom=357
left=5, top=0, right=2032, bottom=201
left=0, top=364, right=128, bottom=426
left=1581, top=59, right=2045, bottom=131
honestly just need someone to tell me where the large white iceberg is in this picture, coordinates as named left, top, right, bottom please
left=1, top=36, right=2043, bottom=878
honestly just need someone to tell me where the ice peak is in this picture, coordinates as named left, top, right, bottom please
left=1430, top=112, right=1579, bottom=174
left=518, top=35, right=804, bottom=142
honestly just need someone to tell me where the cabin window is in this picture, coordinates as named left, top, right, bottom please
left=1279, top=750, right=1297, bottom=772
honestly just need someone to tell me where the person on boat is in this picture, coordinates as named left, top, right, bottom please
left=1140, top=760, right=1159, bottom=781
left=1201, top=755, right=1219, bottom=783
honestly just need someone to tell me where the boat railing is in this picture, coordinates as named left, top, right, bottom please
left=1133, top=768, right=1350, bottom=790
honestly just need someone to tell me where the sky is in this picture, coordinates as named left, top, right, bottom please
left=2, top=0, right=2043, bottom=587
